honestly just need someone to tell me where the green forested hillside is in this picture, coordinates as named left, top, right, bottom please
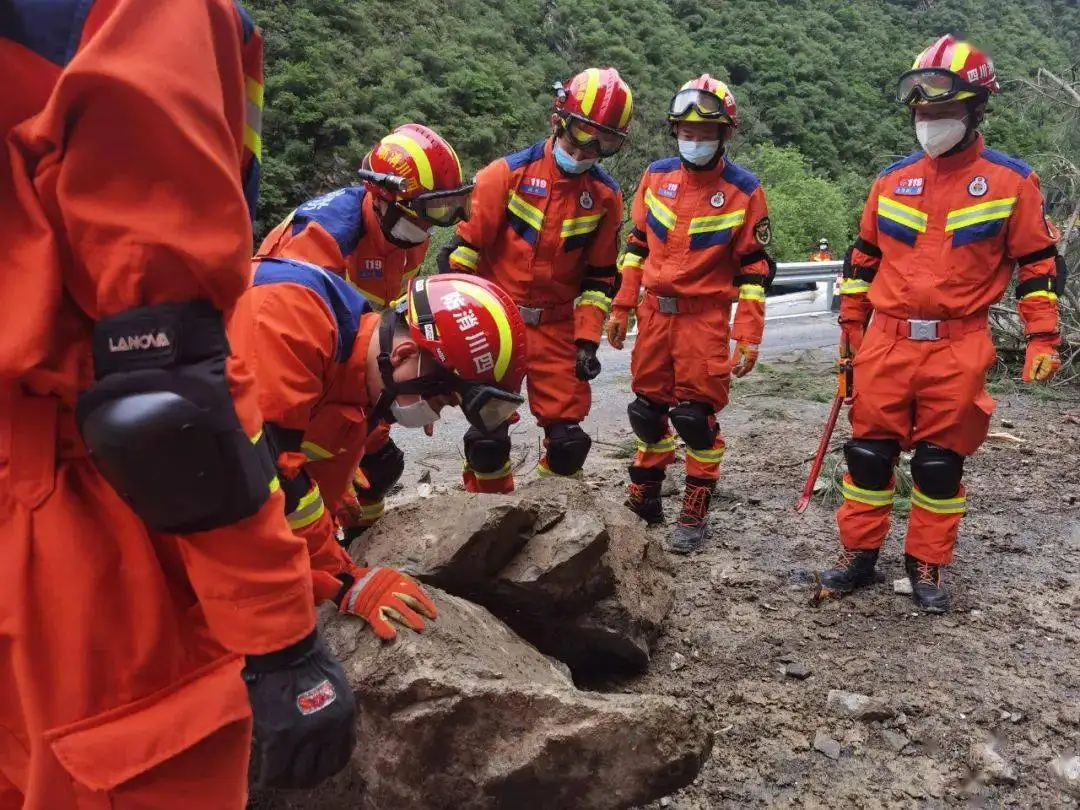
left=246, top=0, right=1079, bottom=260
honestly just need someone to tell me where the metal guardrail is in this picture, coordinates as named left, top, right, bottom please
left=772, top=259, right=843, bottom=311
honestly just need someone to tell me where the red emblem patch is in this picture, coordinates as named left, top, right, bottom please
left=296, top=679, right=338, bottom=716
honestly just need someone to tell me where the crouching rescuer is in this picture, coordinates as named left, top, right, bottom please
left=816, top=35, right=1062, bottom=612
left=607, top=75, right=774, bottom=553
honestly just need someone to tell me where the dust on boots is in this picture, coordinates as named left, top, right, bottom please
left=813, top=548, right=879, bottom=602
left=669, top=476, right=715, bottom=554
left=625, top=467, right=664, bottom=526
left=904, top=553, right=950, bottom=613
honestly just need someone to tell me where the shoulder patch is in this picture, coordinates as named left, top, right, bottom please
left=721, top=160, right=761, bottom=196
left=587, top=163, right=620, bottom=193
left=878, top=151, right=924, bottom=179
left=505, top=141, right=547, bottom=172
left=647, top=157, right=682, bottom=175
left=252, top=258, right=370, bottom=362
left=292, top=186, right=367, bottom=257
left=980, top=149, right=1033, bottom=179
left=1, top=0, right=96, bottom=66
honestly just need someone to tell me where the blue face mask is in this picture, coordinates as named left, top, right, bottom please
left=553, top=142, right=597, bottom=175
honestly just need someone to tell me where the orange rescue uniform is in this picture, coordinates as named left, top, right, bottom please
left=613, top=156, right=772, bottom=481
left=0, top=2, right=316, bottom=808
left=446, top=138, right=622, bottom=490
left=838, top=134, right=1059, bottom=564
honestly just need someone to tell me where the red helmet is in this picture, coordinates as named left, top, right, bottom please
left=898, top=35, right=999, bottom=106
left=363, top=124, right=473, bottom=226
left=553, top=67, right=634, bottom=157
left=668, top=74, right=739, bottom=128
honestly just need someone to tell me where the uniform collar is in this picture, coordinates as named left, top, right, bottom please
left=931, top=132, right=984, bottom=173
left=682, top=154, right=726, bottom=183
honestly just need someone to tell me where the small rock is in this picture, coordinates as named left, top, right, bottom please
left=660, top=799, right=672, bottom=808
left=881, top=729, right=909, bottom=753
left=827, top=689, right=893, bottom=721
left=895, top=713, right=908, bottom=727
left=893, top=578, right=913, bottom=595
left=671, top=652, right=688, bottom=672
left=1001, top=419, right=1015, bottom=429
left=1050, top=755, right=1080, bottom=796
left=418, top=469, right=432, bottom=485
left=1059, top=706, right=1080, bottom=727
left=813, top=730, right=841, bottom=760
left=969, top=741, right=1017, bottom=785
left=783, top=663, right=812, bottom=680
left=417, top=483, right=433, bottom=498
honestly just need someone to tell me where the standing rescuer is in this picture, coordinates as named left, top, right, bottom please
left=0, top=0, right=358, bottom=803
left=817, top=34, right=1062, bottom=612
left=607, top=75, right=775, bottom=553
left=438, top=67, right=632, bottom=492
left=257, top=124, right=472, bottom=539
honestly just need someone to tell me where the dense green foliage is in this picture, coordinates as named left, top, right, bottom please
left=246, top=0, right=1079, bottom=261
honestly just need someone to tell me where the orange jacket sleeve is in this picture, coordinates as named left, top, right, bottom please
left=447, top=159, right=511, bottom=274
left=612, top=173, right=649, bottom=309
left=840, top=183, right=881, bottom=330
left=35, top=0, right=316, bottom=654
left=574, top=183, right=623, bottom=344
left=731, top=186, right=771, bottom=344
left=1008, top=172, right=1060, bottom=338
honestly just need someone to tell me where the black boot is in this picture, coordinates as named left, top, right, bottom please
left=904, top=554, right=950, bottom=613
left=669, top=476, right=714, bottom=554
left=625, top=467, right=664, bottom=525
left=814, top=547, right=879, bottom=600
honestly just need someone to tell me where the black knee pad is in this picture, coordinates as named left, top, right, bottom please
left=357, top=439, right=405, bottom=498
left=670, top=401, right=717, bottom=451
left=843, top=439, right=900, bottom=490
left=464, top=423, right=511, bottom=474
left=910, top=442, right=964, bottom=499
left=627, top=395, right=669, bottom=444
left=544, top=422, right=592, bottom=476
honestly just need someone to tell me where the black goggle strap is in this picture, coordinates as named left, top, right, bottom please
left=368, top=310, right=401, bottom=429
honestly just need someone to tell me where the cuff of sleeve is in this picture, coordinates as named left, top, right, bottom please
left=1019, top=299, right=1059, bottom=338
left=574, top=300, right=607, bottom=344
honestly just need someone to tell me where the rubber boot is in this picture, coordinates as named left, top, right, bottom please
left=814, top=548, right=879, bottom=602
left=625, top=467, right=664, bottom=525
left=669, top=476, right=714, bottom=554
left=904, top=554, right=950, bottom=613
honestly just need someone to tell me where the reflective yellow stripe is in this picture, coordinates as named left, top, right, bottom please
left=618, top=85, right=634, bottom=129
left=878, top=196, right=928, bottom=233
left=620, top=252, right=645, bottom=270
left=739, top=284, right=766, bottom=303
left=244, top=77, right=264, bottom=161
left=949, top=42, right=972, bottom=73
left=288, top=484, right=325, bottom=530
left=842, top=480, right=895, bottom=507
left=580, top=68, right=601, bottom=117
left=636, top=437, right=676, bottom=454
left=688, top=210, right=746, bottom=234
left=839, top=279, right=871, bottom=295
left=945, top=197, right=1016, bottom=231
left=356, top=499, right=385, bottom=521
left=687, top=446, right=726, bottom=464
left=1020, top=289, right=1058, bottom=302
left=450, top=245, right=479, bottom=270
left=561, top=213, right=605, bottom=239
left=911, top=489, right=967, bottom=515
left=578, top=289, right=611, bottom=314
left=244, top=126, right=262, bottom=162
left=246, top=76, right=264, bottom=109
left=507, top=190, right=544, bottom=231
left=644, top=189, right=676, bottom=230
left=538, top=460, right=583, bottom=479
left=470, top=461, right=512, bottom=480
left=268, top=476, right=281, bottom=494
left=302, top=441, right=334, bottom=461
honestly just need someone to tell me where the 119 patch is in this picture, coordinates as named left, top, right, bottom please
left=753, top=217, right=772, bottom=246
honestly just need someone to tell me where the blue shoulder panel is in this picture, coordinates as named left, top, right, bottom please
left=1, top=0, right=96, bottom=66
left=291, top=186, right=367, bottom=258
left=647, top=157, right=681, bottom=175
left=878, top=151, right=924, bottom=178
left=232, top=1, right=256, bottom=43
left=980, top=149, right=1033, bottom=179
left=721, top=160, right=761, bottom=196
left=252, top=258, right=370, bottom=362
left=504, top=141, right=547, bottom=171
left=588, top=163, right=620, bottom=193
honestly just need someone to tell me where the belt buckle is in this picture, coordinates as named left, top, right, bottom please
left=907, top=319, right=940, bottom=341
left=656, top=296, right=680, bottom=314
left=518, top=306, right=543, bottom=326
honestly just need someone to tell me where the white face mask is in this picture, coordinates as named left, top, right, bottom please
left=389, top=215, right=434, bottom=245
left=389, top=354, right=441, bottom=429
left=678, top=138, right=720, bottom=166
left=915, top=116, right=967, bottom=159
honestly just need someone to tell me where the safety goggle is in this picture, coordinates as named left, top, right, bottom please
left=668, top=89, right=733, bottom=124
left=896, top=69, right=977, bottom=105
left=563, top=115, right=627, bottom=157
left=397, top=184, right=475, bottom=227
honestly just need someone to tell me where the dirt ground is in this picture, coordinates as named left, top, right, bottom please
left=393, top=348, right=1080, bottom=809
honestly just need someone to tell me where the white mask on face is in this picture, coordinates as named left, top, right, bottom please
left=389, top=354, right=441, bottom=429
left=389, top=215, right=434, bottom=245
left=915, top=116, right=967, bottom=159
left=678, top=138, right=721, bottom=166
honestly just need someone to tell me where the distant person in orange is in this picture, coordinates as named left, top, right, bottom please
left=816, top=35, right=1061, bottom=613
left=439, top=67, right=632, bottom=492
left=809, top=237, right=832, bottom=261
left=257, top=125, right=472, bottom=539
left=0, top=1, right=356, bottom=805
left=607, top=75, right=775, bottom=552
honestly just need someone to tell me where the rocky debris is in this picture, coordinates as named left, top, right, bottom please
left=1050, top=755, right=1080, bottom=796
left=813, top=730, right=842, bottom=760
left=969, top=741, right=1018, bottom=785
left=782, top=662, right=811, bottom=680
left=881, top=729, right=909, bottom=753
left=350, top=478, right=675, bottom=678
left=251, top=591, right=711, bottom=810
left=893, top=577, right=913, bottom=595
left=826, top=690, right=893, bottom=721
left=670, top=652, right=688, bottom=672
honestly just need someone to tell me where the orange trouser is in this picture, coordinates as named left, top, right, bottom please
left=628, top=297, right=730, bottom=482
left=837, top=314, right=993, bottom=564
left=464, top=316, right=590, bottom=493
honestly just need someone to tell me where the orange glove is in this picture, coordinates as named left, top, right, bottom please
left=838, top=322, right=864, bottom=359
left=1022, top=336, right=1061, bottom=383
left=337, top=567, right=437, bottom=641
left=606, top=307, right=631, bottom=350
left=731, top=341, right=760, bottom=378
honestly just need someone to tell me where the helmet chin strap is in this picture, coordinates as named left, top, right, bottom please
left=368, top=310, right=458, bottom=429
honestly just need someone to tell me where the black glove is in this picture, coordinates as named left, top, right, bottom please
left=575, top=341, right=601, bottom=381
left=243, top=630, right=357, bottom=789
